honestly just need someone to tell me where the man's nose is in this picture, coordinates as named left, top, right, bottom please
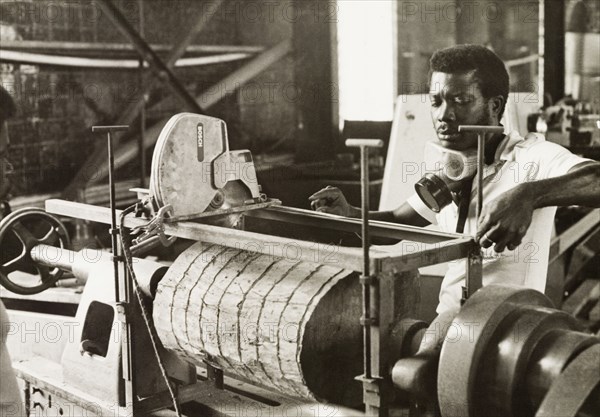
left=437, top=102, right=456, bottom=122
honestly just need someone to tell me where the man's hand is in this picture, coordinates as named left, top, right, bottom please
left=308, top=186, right=358, bottom=217
left=476, top=185, right=534, bottom=253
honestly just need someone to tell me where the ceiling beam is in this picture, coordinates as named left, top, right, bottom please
left=64, top=0, right=224, bottom=199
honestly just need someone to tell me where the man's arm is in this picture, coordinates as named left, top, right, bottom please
left=369, top=201, right=431, bottom=226
left=308, top=186, right=431, bottom=227
left=477, top=161, right=600, bottom=252
left=528, top=162, right=600, bottom=208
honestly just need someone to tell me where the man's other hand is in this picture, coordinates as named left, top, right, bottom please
left=476, top=186, right=534, bottom=253
left=308, top=186, right=357, bottom=217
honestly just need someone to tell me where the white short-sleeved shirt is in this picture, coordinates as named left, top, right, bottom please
left=407, top=131, right=591, bottom=314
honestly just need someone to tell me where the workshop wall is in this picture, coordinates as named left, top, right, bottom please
left=0, top=0, right=298, bottom=196
left=0, top=12, right=100, bottom=195
left=396, top=0, right=541, bottom=96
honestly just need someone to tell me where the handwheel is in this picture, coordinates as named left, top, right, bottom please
left=0, top=207, right=70, bottom=295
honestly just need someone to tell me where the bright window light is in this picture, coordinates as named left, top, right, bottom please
left=337, top=1, right=395, bottom=122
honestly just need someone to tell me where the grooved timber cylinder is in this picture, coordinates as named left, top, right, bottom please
left=153, top=242, right=363, bottom=405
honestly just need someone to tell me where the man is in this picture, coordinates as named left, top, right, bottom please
left=0, top=85, right=22, bottom=417
left=0, top=85, right=16, bottom=217
left=309, top=45, right=600, bottom=336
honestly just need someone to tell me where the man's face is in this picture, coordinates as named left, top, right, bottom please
left=429, top=71, right=496, bottom=152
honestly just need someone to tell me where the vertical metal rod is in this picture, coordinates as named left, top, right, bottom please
left=476, top=132, right=485, bottom=223
left=457, top=125, right=504, bottom=225
left=458, top=125, right=503, bottom=300
left=346, top=138, right=383, bottom=383
left=107, top=130, right=120, bottom=301
left=360, top=148, right=370, bottom=276
left=92, top=124, right=130, bottom=407
left=346, top=139, right=384, bottom=416
left=360, top=145, right=371, bottom=379
left=138, top=0, right=146, bottom=188
left=138, top=74, right=147, bottom=188
left=123, top=267, right=135, bottom=409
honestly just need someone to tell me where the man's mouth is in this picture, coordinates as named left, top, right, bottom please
left=437, top=131, right=461, bottom=141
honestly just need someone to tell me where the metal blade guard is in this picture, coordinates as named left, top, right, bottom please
left=149, top=113, right=263, bottom=218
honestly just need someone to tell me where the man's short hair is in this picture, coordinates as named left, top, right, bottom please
left=0, top=86, right=16, bottom=125
left=429, top=44, right=509, bottom=117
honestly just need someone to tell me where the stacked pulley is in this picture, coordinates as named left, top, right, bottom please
left=437, top=285, right=600, bottom=417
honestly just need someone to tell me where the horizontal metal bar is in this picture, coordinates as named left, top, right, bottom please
left=375, top=238, right=477, bottom=273
left=92, top=125, right=129, bottom=133
left=45, top=200, right=473, bottom=273
left=0, top=40, right=265, bottom=54
left=166, top=199, right=281, bottom=223
left=46, top=199, right=368, bottom=271
left=458, top=125, right=505, bottom=133
left=30, top=244, right=76, bottom=272
left=345, top=139, right=384, bottom=148
left=0, top=49, right=252, bottom=69
left=248, top=205, right=464, bottom=244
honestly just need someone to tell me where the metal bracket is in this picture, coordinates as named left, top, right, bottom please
left=355, top=375, right=384, bottom=410
left=115, top=302, right=129, bottom=322
left=206, top=363, right=224, bottom=390
left=165, top=198, right=281, bottom=223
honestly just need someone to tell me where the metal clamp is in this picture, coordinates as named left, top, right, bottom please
left=132, top=204, right=177, bottom=247
left=359, top=274, right=377, bottom=286
left=111, top=254, right=125, bottom=263
left=360, top=316, right=378, bottom=326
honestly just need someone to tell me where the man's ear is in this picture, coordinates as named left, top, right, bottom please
left=488, top=95, right=505, bottom=119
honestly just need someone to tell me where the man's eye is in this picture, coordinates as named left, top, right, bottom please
left=454, top=97, right=470, bottom=105
left=430, top=98, right=441, bottom=107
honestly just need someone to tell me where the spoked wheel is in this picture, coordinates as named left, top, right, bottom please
left=0, top=207, right=70, bottom=295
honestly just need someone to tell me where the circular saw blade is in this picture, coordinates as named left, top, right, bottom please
left=200, top=180, right=253, bottom=229
left=150, top=113, right=226, bottom=217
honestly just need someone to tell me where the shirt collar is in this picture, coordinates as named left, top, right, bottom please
left=497, top=130, right=525, bottom=162
left=478, top=130, right=523, bottom=179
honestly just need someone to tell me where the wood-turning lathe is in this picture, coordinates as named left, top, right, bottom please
left=1, top=114, right=597, bottom=416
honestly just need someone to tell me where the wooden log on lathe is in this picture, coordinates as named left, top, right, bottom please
left=153, top=241, right=364, bottom=406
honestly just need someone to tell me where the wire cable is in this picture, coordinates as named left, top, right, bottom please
left=119, top=204, right=182, bottom=417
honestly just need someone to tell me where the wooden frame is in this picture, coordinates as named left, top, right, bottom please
left=40, top=198, right=479, bottom=417
left=45, top=199, right=477, bottom=274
